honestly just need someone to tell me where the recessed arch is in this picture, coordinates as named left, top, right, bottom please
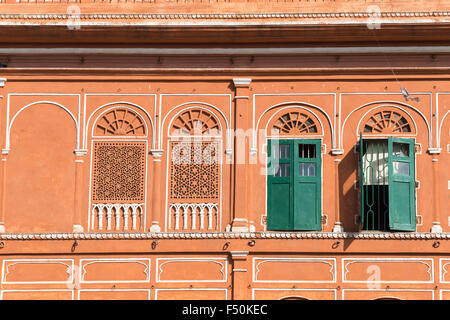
left=163, top=103, right=226, bottom=233
left=7, top=101, right=79, bottom=151
left=85, top=101, right=154, bottom=149
left=341, top=100, right=430, bottom=149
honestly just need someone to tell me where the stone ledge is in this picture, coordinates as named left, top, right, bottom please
left=0, top=231, right=449, bottom=240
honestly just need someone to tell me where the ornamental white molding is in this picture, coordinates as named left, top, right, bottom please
left=1, top=11, right=450, bottom=21
left=91, top=203, right=144, bottom=231
left=150, top=149, right=164, bottom=157
left=330, top=148, right=344, bottom=155
left=233, top=78, right=252, bottom=87
left=2, top=231, right=450, bottom=240
left=74, top=149, right=88, bottom=156
left=0, top=78, right=6, bottom=88
left=168, top=203, right=219, bottom=231
left=428, top=147, right=442, bottom=154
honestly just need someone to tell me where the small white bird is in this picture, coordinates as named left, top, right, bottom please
left=401, top=87, right=420, bottom=102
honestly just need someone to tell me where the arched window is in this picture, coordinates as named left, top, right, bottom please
left=90, top=107, right=149, bottom=232
left=359, top=108, right=416, bottom=232
left=266, top=109, right=322, bottom=231
left=167, top=108, right=222, bottom=232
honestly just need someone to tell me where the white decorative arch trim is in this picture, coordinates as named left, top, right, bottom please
left=355, top=105, right=418, bottom=137
left=84, top=101, right=154, bottom=149
left=7, top=100, right=79, bottom=152
left=256, top=101, right=334, bottom=150
left=166, top=105, right=223, bottom=138
left=341, top=101, right=431, bottom=149
left=161, top=101, right=230, bottom=149
left=90, top=105, right=149, bottom=139
left=264, top=105, right=325, bottom=138
left=438, top=110, right=450, bottom=148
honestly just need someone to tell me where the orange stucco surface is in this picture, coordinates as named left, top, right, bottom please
left=0, top=0, right=449, bottom=300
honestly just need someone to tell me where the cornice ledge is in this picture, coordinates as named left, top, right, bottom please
left=427, top=147, right=442, bottom=154
left=331, top=148, right=344, bottom=155
left=1, top=231, right=449, bottom=240
left=233, top=78, right=252, bottom=87
left=1, top=11, right=450, bottom=20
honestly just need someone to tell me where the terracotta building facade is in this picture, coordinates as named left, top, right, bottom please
left=0, top=0, right=449, bottom=300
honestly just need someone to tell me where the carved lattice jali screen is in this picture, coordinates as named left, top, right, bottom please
left=91, top=141, right=146, bottom=231
left=168, top=140, right=220, bottom=231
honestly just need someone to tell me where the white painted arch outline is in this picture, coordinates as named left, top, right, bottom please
left=255, top=101, right=334, bottom=150
left=161, top=102, right=230, bottom=151
left=90, top=105, right=149, bottom=139
left=7, top=100, right=79, bottom=151
left=438, top=109, right=450, bottom=148
left=84, top=101, right=155, bottom=149
left=355, top=105, right=418, bottom=138
left=341, top=101, right=431, bottom=149
left=166, top=105, right=224, bottom=139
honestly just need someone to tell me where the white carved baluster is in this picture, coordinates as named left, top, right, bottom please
left=139, top=204, right=144, bottom=230
left=198, top=204, right=206, bottom=230
left=95, top=204, right=105, bottom=230
left=114, top=204, right=121, bottom=231
left=105, top=204, right=114, bottom=230
left=182, top=204, right=189, bottom=230
left=174, top=204, right=181, bottom=230
left=122, top=204, right=130, bottom=230
left=130, top=204, right=139, bottom=230
left=168, top=204, right=173, bottom=230
left=191, top=204, right=197, bottom=230
left=215, top=204, right=219, bottom=230
left=206, top=204, right=215, bottom=230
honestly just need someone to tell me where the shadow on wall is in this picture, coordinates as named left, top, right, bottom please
left=337, top=143, right=360, bottom=251
left=4, top=103, right=76, bottom=233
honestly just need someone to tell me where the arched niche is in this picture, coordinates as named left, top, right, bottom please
left=5, top=102, right=77, bottom=232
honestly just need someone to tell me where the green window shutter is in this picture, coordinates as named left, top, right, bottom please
left=293, top=140, right=321, bottom=231
left=388, top=137, right=416, bottom=231
left=267, top=139, right=294, bottom=230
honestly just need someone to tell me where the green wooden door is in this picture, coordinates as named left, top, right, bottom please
left=293, top=140, right=321, bottom=230
left=388, top=137, right=416, bottom=231
left=267, top=139, right=293, bottom=230
left=267, top=139, right=321, bottom=231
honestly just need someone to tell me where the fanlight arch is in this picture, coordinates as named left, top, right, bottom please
left=170, top=108, right=221, bottom=137
left=94, top=108, right=146, bottom=137
left=361, top=109, right=413, bottom=134
left=267, top=109, right=322, bottom=137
